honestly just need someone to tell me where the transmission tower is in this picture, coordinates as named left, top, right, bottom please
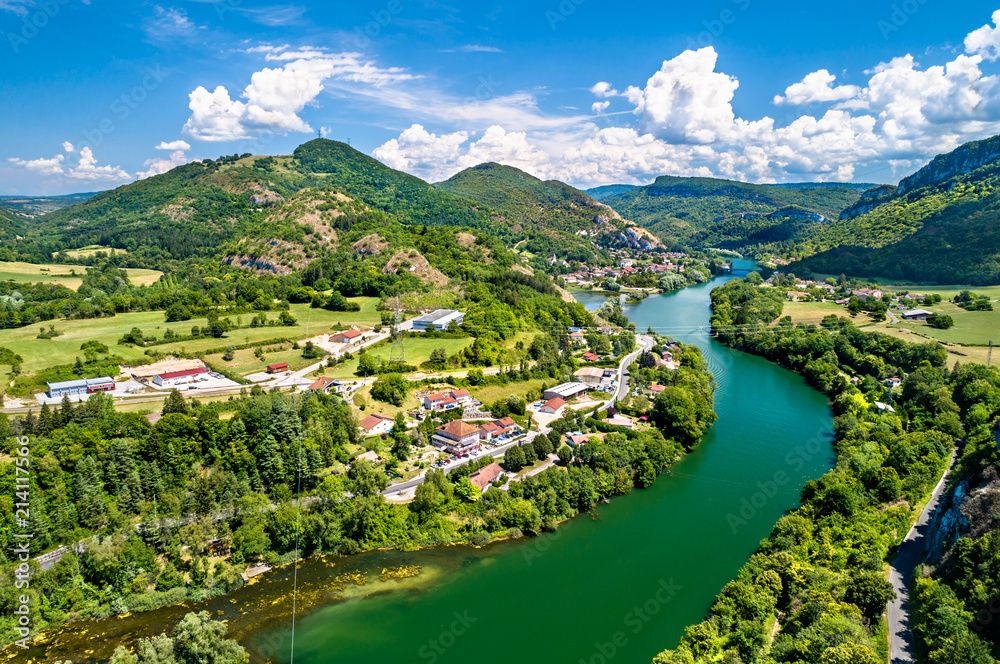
left=988, top=339, right=993, bottom=369
left=389, top=295, right=405, bottom=365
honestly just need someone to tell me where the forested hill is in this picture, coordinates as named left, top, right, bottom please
left=597, top=175, right=864, bottom=250
left=800, top=134, right=1000, bottom=284
left=19, top=141, right=637, bottom=268
left=436, top=162, right=617, bottom=234
left=0, top=207, right=23, bottom=245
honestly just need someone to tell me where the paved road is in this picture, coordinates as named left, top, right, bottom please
left=604, top=334, right=655, bottom=411
left=887, top=446, right=958, bottom=663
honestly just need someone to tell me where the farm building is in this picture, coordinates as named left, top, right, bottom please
left=901, top=309, right=934, bottom=320
left=46, top=377, right=115, bottom=399
left=267, top=362, right=289, bottom=374
left=153, top=367, right=208, bottom=387
left=412, top=309, right=465, bottom=332
left=332, top=329, right=363, bottom=344
left=543, top=382, right=590, bottom=402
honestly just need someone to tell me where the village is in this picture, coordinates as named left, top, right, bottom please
left=28, top=303, right=687, bottom=501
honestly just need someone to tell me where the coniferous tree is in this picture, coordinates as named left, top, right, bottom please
left=162, top=389, right=189, bottom=415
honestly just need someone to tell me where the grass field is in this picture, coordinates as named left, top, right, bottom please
left=0, top=298, right=378, bottom=374
left=58, top=245, right=129, bottom=259
left=778, top=300, right=852, bottom=325
left=869, top=280, right=1000, bottom=300
left=887, top=306, right=1000, bottom=346
left=472, top=378, right=547, bottom=405
left=317, top=336, right=474, bottom=380
left=205, top=344, right=312, bottom=375
left=872, top=326, right=994, bottom=368
left=0, top=261, right=161, bottom=289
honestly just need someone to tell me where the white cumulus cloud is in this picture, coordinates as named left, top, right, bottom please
left=183, top=47, right=419, bottom=141
left=156, top=140, right=191, bottom=151
left=774, top=69, right=861, bottom=105
left=965, top=10, right=1000, bottom=61
left=9, top=144, right=130, bottom=182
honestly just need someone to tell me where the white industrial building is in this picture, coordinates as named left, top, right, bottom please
left=543, top=382, right=590, bottom=402
left=47, top=377, right=115, bottom=399
left=412, top=309, right=465, bottom=332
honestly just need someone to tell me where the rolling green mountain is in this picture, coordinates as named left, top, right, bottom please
left=26, top=141, right=640, bottom=269
left=800, top=135, right=1000, bottom=284
left=436, top=162, right=614, bottom=234
left=435, top=162, right=648, bottom=264
left=0, top=206, right=24, bottom=245
left=598, top=175, right=865, bottom=249
left=30, top=141, right=500, bottom=262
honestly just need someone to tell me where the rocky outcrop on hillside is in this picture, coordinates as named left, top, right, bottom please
left=897, top=135, right=1000, bottom=196
left=838, top=184, right=898, bottom=220
left=607, top=226, right=664, bottom=251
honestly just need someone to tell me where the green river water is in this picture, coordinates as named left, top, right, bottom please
left=16, top=272, right=834, bottom=664
left=260, top=274, right=835, bottom=664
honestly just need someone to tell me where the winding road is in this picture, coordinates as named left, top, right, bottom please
left=887, top=446, right=958, bottom=663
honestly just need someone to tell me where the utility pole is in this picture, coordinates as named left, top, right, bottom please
left=988, top=340, right=993, bottom=368
left=390, top=295, right=405, bottom=365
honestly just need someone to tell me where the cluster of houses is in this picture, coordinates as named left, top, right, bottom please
left=561, top=260, right=686, bottom=288
left=429, top=417, right=522, bottom=455
left=422, top=388, right=473, bottom=412
left=775, top=277, right=954, bottom=321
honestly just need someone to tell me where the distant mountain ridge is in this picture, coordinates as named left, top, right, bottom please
left=596, top=175, right=864, bottom=250
left=799, top=134, right=1000, bottom=284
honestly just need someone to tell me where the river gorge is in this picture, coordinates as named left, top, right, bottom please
left=15, top=271, right=835, bottom=664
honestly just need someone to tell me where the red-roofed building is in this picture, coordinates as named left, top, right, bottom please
left=424, top=391, right=464, bottom=412
left=358, top=413, right=394, bottom=436
left=308, top=377, right=344, bottom=394
left=539, top=397, right=566, bottom=415
left=332, top=329, right=363, bottom=345
left=432, top=420, right=482, bottom=454
left=267, top=362, right=289, bottom=374
left=582, top=352, right=601, bottom=362
left=153, top=366, right=208, bottom=386
left=469, top=463, right=505, bottom=492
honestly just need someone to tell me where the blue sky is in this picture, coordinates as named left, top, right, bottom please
left=4, top=0, right=1000, bottom=194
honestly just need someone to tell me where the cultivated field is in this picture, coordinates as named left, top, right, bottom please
left=0, top=299, right=378, bottom=374
left=0, top=260, right=160, bottom=289
left=58, top=245, right=130, bottom=259
left=888, top=306, right=1000, bottom=346
left=778, top=300, right=852, bottom=325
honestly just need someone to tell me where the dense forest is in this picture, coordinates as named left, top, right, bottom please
left=649, top=277, right=1000, bottom=664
